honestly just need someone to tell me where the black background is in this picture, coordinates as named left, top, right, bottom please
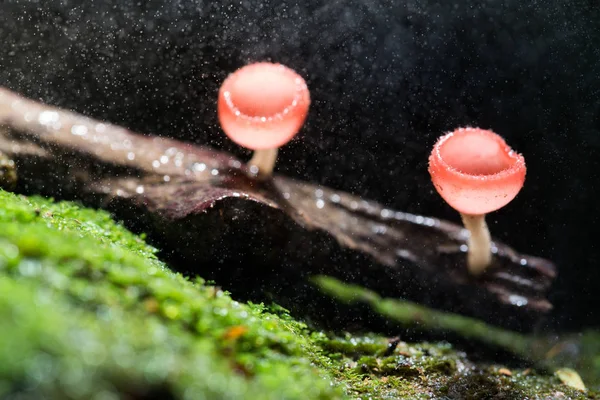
left=0, top=0, right=598, bottom=332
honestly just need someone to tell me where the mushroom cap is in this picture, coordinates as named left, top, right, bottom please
left=428, top=127, right=526, bottom=215
left=218, top=62, right=310, bottom=150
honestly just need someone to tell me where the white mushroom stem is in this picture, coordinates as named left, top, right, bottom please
left=248, top=148, right=279, bottom=178
left=460, top=213, right=492, bottom=275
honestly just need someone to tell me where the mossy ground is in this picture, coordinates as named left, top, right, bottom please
left=0, top=189, right=596, bottom=399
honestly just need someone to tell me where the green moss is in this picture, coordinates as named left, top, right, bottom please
left=0, top=189, right=598, bottom=399
left=312, top=275, right=530, bottom=356
left=0, top=191, right=344, bottom=399
left=320, top=334, right=597, bottom=399
left=312, top=276, right=600, bottom=398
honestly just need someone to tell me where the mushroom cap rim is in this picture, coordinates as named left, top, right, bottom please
left=219, top=62, right=310, bottom=124
left=428, top=127, right=526, bottom=184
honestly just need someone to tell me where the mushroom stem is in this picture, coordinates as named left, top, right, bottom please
left=248, top=148, right=279, bottom=178
left=460, top=213, right=492, bottom=275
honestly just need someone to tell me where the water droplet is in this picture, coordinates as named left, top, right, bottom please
left=38, top=111, right=59, bottom=125
left=316, top=199, right=325, bottom=209
left=315, top=189, right=324, bottom=198
left=193, top=163, right=206, bottom=172
left=249, top=165, right=259, bottom=175
left=135, top=186, right=145, bottom=194
left=71, top=125, right=88, bottom=136
left=459, top=244, right=468, bottom=252
left=372, top=224, right=387, bottom=234
left=228, top=160, right=242, bottom=168
left=424, top=218, right=436, bottom=227
left=520, top=258, right=528, bottom=266
left=1, top=243, right=19, bottom=260
left=211, top=169, right=219, bottom=176
left=160, top=155, right=169, bottom=164
left=152, top=160, right=160, bottom=169
left=127, top=152, right=135, bottom=161
left=163, top=175, right=171, bottom=182
left=508, top=294, right=528, bottom=307
left=283, top=192, right=291, bottom=199
left=380, top=209, right=392, bottom=219
left=330, top=194, right=341, bottom=203
left=415, top=216, right=424, bottom=224
left=396, top=249, right=412, bottom=259
left=18, top=259, right=41, bottom=276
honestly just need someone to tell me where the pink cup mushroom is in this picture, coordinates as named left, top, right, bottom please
left=218, top=62, right=310, bottom=178
left=428, top=127, right=526, bottom=275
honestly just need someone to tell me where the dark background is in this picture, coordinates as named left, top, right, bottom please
left=0, top=0, right=598, bottom=332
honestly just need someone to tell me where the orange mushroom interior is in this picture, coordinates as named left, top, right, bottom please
left=438, top=129, right=514, bottom=176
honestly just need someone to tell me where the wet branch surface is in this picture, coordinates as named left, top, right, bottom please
left=0, top=87, right=556, bottom=332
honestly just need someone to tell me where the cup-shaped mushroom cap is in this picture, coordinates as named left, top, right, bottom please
left=428, top=127, right=526, bottom=215
left=218, top=62, right=310, bottom=150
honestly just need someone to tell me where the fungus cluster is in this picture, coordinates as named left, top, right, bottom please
left=217, top=64, right=529, bottom=276
left=218, top=62, right=310, bottom=178
left=428, top=127, right=526, bottom=275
